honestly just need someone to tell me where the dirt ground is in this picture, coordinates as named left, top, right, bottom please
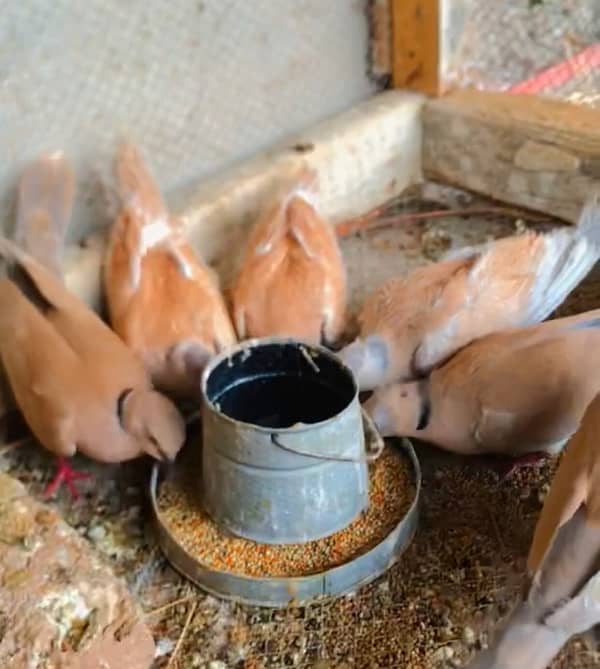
left=2, top=184, right=600, bottom=668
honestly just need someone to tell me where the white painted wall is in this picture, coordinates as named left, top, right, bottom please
left=0, top=0, right=375, bottom=240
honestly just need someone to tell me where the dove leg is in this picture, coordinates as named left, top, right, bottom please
left=43, top=456, right=91, bottom=500
left=498, top=451, right=550, bottom=480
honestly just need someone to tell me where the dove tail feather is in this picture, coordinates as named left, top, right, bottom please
left=116, top=142, right=168, bottom=226
left=289, top=217, right=318, bottom=259
left=0, top=237, right=58, bottom=313
left=576, top=186, right=600, bottom=247
left=524, top=195, right=600, bottom=325
left=280, top=171, right=322, bottom=260
left=253, top=209, right=287, bottom=256
left=113, top=143, right=191, bottom=288
left=465, top=608, right=570, bottom=669
left=15, top=152, right=75, bottom=279
left=253, top=171, right=322, bottom=260
left=115, top=142, right=172, bottom=252
left=468, top=506, right=600, bottom=669
left=280, top=167, right=319, bottom=211
left=9, top=262, right=56, bottom=314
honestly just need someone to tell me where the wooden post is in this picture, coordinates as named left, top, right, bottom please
left=422, top=89, right=600, bottom=223
left=391, top=0, right=441, bottom=96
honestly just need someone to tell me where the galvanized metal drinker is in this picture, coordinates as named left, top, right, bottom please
left=150, top=336, right=422, bottom=607
left=200, top=337, right=384, bottom=544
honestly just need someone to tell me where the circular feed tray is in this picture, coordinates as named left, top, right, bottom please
left=150, top=435, right=421, bottom=608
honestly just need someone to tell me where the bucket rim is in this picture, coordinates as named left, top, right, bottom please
left=200, top=336, right=359, bottom=434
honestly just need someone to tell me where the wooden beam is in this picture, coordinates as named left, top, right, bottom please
left=422, top=89, right=600, bottom=223
left=391, top=0, right=441, bottom=96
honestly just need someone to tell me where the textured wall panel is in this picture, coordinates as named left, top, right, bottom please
left=0, top=0, right=375, bottom=241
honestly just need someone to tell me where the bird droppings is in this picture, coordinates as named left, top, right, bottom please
left=420, top=226, right=453, bottom=261
left=463, top=626, right=476, bottom=645
left=87, top=523, right=107, bottom=542
left=157, top=445, right=415, bottom=577
left=514, top=218, right=529, bottom=234
left=37, top=587, right=92, bottom=644
left=155, top=637, right=176, bottom=658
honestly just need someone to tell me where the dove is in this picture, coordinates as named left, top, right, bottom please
left=466, top=393, right=600, bottom=669
left=104, top=143, right=237, bottom=399
left=231, top=168, right=347, bottom=345
left=339, top=191, right=600, bottom=390
left=1, top=153, right=185, bottom=499
left=15, top=150, right=76, bottom=275
left=363, top=309, right=600, bottom=472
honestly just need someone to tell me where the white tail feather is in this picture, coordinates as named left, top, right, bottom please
left=525, top=209, right=600, bottom=324
left=444, top=192, right=600, bottom=327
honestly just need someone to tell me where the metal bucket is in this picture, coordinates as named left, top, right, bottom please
left=200, top=337, right=383, bottom=544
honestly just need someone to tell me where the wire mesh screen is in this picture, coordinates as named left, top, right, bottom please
left=0, top=0, right=375, bottom=242
left=443, top=0, right=600, bottom=107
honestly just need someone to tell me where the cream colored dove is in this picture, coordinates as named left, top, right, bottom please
left=0, top=153, right=185, bottom=499
left=467, top=393, right=600, bottom=669
left=363, top=309, right=600, bottom=471
left=104, top=142, right=237, bottom=399
left=339, top=191, right=600, bottom=390
left=231, top=169, right=347, bottom=345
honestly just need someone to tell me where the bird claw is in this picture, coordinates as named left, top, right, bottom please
left=43, top=457, right=91, bottom=500
left=497, top=452, right=549, bottom=480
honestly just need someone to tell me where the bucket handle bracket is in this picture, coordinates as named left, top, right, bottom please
left=270, top=408, right=385, bottom=464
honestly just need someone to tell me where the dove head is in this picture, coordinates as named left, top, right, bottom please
left=363, top=380, right=429, bottom=438
left=337, top=335, right=390, bottom=391
left=122, top=388, right=186, bottom=461
left=165, top=341, right=213, bottom=397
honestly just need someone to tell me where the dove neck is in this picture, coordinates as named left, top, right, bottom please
left=415, top=379, right=431, bottom=431
left=366, top=380, right=436, bottom=441
left=390, top=379, right=440, bottom=442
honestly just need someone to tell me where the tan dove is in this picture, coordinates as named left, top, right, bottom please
left=15, top=150, right=76, bottom=275
left=339, top=191, right=600, bottom=390
left=104, top=142, right=237, bottom=399
left=0, top=153, right=185, bottom=499
left=231, top=168, right=347, bottom=345
left=363, top=309, right=600, bottom=472
left=467, top=392, right=600, bottom=669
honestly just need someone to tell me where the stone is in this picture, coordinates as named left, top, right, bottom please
left=0, top=473, right=155, bottom=669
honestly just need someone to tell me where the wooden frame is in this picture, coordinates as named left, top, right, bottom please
left=423, top=89, right=600, bottom=223
left=390, top=0, right=441, bottom=96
